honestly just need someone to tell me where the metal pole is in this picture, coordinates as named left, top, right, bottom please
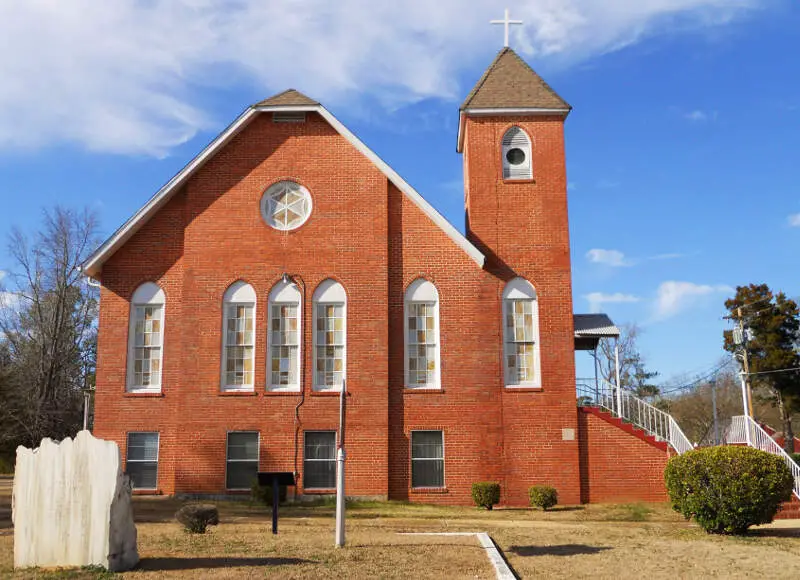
left=739, top=371, right=751, bottom=446
left=82, top=391, right=90, bottom=431
left=335, top=379, right=347, bottom=548
left=614, top=340, right=622, bottom=417
left=711, top=379, right=719, bottom=446
left=737, top=307, right=754, bottom=418
left=593, top=345, right=599, bottom=402
left=272, top=475, right=279, bottom=535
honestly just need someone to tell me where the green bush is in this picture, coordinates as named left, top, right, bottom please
left=664, top=446, right=793, bottom=535
left=0, top=456, right=13, bottom=474
left=471, top=482, right=501, bottom=510
left=175, top=504, right=219, bottom=534
left=791, top=453, right=800, bottom=466
left=528, top=485, right=558, bottom=510
left=250, top=480, right=288, bottom=506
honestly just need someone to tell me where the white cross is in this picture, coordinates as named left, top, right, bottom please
left=490, top=8, right=523, bottom=48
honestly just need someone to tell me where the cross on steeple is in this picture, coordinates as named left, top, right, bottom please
left=490, top=8, right=523, bottom=48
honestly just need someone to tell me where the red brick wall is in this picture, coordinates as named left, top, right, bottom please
left=94, top=108, right=587, bottom=505
left=578, top=408, right=670, bottom=503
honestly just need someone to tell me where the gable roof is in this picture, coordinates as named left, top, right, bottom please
left=254, top=89, right=319, bottom=107
left=461, top=48, right=570, bottom=110
left=81, top=91, right=485, bottom=278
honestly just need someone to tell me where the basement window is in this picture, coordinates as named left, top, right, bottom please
left=304, top=431, right=336, bottom=489
left=226, top=432, right=259, bottom=490
left=411, top=431, right=444, bottom=488
left=126, top=432, right=159, bottom=489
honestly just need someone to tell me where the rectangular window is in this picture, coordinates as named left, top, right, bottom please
left=505, top=299, right=536, bottom=384
left=411, top=431, right=444, bottom=488
left=126, top=432, right=159, bottom=489
left=270, top=304, right=299, bottom=388
left=224, top=304, right=255, bottom=389
left=226, top=432, right=259, bottom=490
left=304, top=431, right=336, bottom=489
left=132, top=305, right=163, bottom=388
left=407, top=302, right=437, bottom=387
left=315, top=303, right=345, bottom=389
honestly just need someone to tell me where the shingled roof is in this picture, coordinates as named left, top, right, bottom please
left=461, top=48, right=570, bottom=110
left=254, top=89, right=319, bottom=107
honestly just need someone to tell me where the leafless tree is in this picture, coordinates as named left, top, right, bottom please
left=0, top=207, right=98, bottom=457
left=593, top=324, right=660, bottom=399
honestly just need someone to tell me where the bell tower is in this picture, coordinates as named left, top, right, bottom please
left=458, top=47, right=572, bottom=277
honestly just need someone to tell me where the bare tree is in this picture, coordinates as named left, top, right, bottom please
left=0, top=207, right=98, bottom=457
left=593, top=324, right=660, bottom=399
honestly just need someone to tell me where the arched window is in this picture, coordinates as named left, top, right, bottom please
left=503, top=278, right=540, bottom=387
left=221, top=281, right=257, bottom=391
left=502, top=126, right=532, bottom=180
left=127, top=282, right=165, bottom=393
left=404, top=279, right=441, bottom=389
left=313, top=279, right=347, bottom=391
left=268, top=279, right=301, bottom=391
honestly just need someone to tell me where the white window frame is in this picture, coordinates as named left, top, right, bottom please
left=225, top=431, right=260, bottom=491
left=303, top=430, right=337, bottom=490
left=404, top=279, right=442, bottom=390
left=410, top=430, right=445, bottom=489
left=260, top=181, right=313, bottom=231
left=312, top=280, right=347, bottom=392
left=221, top=281, right=257, bottom=392
left=267, top=279, right=302, bottom=392
left=502, top=278, right=541, bottom=388
left=501, top=126, right=533, bottom=180
left=126, top=432, right=159, bottom=490
left=126, top=282, right=166, bottom=393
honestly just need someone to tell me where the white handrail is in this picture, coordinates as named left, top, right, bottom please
left=724, top=415, right=800, bottom=500
left=576, top=379, right=693, bottom=455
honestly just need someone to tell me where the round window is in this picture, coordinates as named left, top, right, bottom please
left=261, top=181, right=312, bottom=231
left=506, top=148, right=526, bottom=166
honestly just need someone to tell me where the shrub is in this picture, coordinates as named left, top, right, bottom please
left=471, top=482, right=501, bottom=510
left=0, top=456, right=13, bottom=474
left=175, top=504, right=219, bottom=534
left=528, top=485, right=558, bottom=510
left=664, top=446, right=793, bottom=535
left=791, top=452, right=800, bottom=466
left=250, top=480, right=288, bottom=506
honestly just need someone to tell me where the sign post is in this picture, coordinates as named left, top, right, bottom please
left=256, top=472, right=295, bottom=535
left=335, top=379, right=347, bottom=547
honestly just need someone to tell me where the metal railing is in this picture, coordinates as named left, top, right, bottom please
left=577, top=378, right=693, bottom=455
left=723, top=415, right=800, bottom=500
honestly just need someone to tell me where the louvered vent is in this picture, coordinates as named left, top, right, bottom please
left=273, top=112, right=307, bottom=123
left=502, top=127, right=533, bottom=180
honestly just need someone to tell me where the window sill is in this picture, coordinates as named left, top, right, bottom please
left=123, top=391, right=164, bottom=398
left=502, top=178, right=536, bottom=184
left=264, top=390, right=302, bottom=396
left=504, top=386, right=542, bottom=392
left=409, top=487, right=449, bottom=495
left=404, top=388, right=445, bottom=394
left=219, top=391, right=258, bottom=396
left=310, top=390, right=342, bottom=397
left=132, top=488, right=162, bottom=496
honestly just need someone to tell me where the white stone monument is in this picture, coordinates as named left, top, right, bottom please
left=13, top=430, right=139, bottom=571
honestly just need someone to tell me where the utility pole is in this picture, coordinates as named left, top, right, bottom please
left=335, top=379, right=347, bottom=548
left=710, top=379, right=719, bottom=446
left=737, top=307, right=754, bottom=418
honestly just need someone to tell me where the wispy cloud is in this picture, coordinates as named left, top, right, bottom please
left=586, top=249, right=631, bottom=267
left=647, top=252, right=686, bottom=261
left=788, top=213, right=800, bottom=227
left=653, top=281, right=732, bottom=320
left=684, top=109, right=719, bottom=122
left=0, top=0, right=765, bottom=156
left=585, top=292, right=641, bottom=313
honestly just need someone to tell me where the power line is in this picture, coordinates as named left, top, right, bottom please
left=746, top=367, right=800, bottom=377
left=658, top=358, right=733, bottom=395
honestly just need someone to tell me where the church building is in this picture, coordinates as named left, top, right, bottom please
left=83, top=47, right=671, bottom=505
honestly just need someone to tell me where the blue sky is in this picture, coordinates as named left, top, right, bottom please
left=0, top=1, right=798, bottom=384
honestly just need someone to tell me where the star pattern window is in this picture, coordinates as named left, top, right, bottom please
left=261, top=181, right=312, bottom=231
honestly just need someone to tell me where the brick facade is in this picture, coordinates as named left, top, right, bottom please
left=92, top=61, right=669, bottom=505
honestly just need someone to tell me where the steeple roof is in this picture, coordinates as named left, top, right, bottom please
left=461, top=48, right=570, bottom=111
left=254, top=89, right=319, bottom=107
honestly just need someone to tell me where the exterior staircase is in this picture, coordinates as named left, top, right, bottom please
left=580, top=406, right=668, bottom=452
left=723, top=416, right=800, bottom=505
left=577, top=379, right=693, bottom=455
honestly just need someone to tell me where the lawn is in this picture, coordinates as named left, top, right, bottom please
left=1, top=477, right=799, bottom=579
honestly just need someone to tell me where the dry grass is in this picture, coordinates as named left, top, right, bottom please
left=1, top=484, right=799, bottom=579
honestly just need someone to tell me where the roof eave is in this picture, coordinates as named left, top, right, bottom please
left=84, top=103, right=486, bottom=279
left=457, top=107, right=572, bottom=153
